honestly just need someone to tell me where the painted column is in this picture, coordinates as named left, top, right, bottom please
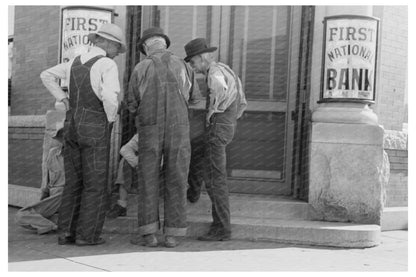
left=308, top=6, right=389, bottom=225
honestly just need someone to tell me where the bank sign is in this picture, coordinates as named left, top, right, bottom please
left=321, top=15, right=379, bottom=103
left=61, top=7, right=113, bottom=62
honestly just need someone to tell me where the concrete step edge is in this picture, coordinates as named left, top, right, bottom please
left=103, top=215, right=380, bottom=248
left=125, top=193, right=311, bottom=220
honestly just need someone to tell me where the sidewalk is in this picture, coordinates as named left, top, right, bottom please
left=8, top=206, right=408, bottom=271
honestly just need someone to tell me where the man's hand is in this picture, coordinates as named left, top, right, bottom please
left=206, top=111, right=214, bottom=127
left=40, top=189, right=49, bottom=200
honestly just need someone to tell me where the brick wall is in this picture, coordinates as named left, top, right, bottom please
left=372, top=6, right=408, bottom=131
left=385, top=149, right=408, bottom=207
left=9, top=126, right=45, bottom=189
left=11, top=6, right=60, bottom=115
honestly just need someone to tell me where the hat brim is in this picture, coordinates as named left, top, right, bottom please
left=184, top=47, right=217, bottom=62
left=137, top=33, right=171, bottom=55
left=88, top=33, right=126, bottom=54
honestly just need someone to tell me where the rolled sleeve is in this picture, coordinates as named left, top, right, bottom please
left=40, top=63, right=69, bottom=102
left=208, top=72, right=228, bottom=113
left=120, top=134, right=139, bottom=168
left=100, top=62, right=120, bottom=122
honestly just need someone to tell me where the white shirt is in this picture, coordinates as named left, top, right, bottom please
left=207, top=62, right=237, bottom=114
left=40, top=46, right=120, bottom=122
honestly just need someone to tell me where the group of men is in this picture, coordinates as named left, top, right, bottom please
left=20, top=23, right=246, bottom=248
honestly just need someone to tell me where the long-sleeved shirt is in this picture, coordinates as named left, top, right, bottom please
left=127, top=49, right=200, bottom=116
left=40, top=46, right=120, bottom=122
left=119, top=134, right=139, bottom=168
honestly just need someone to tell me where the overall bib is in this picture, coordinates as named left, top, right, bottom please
left=136, top=52, right=191, bottom=236
left=58, top=55, right=112, bottom=243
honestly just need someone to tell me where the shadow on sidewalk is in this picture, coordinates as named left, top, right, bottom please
left=8, top=206, right=354, bottom=264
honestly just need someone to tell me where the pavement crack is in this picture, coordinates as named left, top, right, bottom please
left=62, top=258, right=110, bottom=272
left=17, top=245, right=110, bottom=271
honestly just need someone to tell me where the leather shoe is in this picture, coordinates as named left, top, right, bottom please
left=164, top=236, right=179, bottom=248
left=75, top=237, right=106, bottom=246
left=142, top=234, right=158, bottom=247
left=58, top=234, right=76, bottom=245
left=197, top=230, right=231, bottom=241
left=187, top=187, right=201, bottom=203
left=107, top=203, right=127, bottom=218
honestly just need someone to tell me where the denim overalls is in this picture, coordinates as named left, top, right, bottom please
left=58, top=55, right=112, bottom=243
left=135, top=52, right=191, bottom=237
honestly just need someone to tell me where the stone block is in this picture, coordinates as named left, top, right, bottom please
left=10, top=133, right=29, bottom=139
left=396, top=150, right=408, bottom=157
left=389, top=156, right=407, bottom=164
left=309, top=123, right=389, bottom=225
left=381, top=207, right=408, bottom=231
left=390, top=163, right=407, bottom=170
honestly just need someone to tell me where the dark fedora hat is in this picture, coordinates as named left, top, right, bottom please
left=137, top=27, right=171, bottom=55
left=184, top=38, right=217, bottom=62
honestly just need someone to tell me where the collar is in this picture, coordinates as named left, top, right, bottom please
left=205, top=61, right=217, bottom=76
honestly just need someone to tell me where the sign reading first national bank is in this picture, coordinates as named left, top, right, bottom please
left=59, top=7, right=113, bottom=88
left=60, top=7, right=113, bottom=63
left=321, top=15, right=379, bottom=103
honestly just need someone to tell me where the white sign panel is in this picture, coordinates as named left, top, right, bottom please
left=61, top=7, right=112, bottom=63
left=322, top=16, right=379, bottom=102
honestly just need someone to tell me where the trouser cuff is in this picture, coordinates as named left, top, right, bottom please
left=164, top=226, right=187, bottom=237
left=137, top=222, right=159, bottom=236
left=37, top=225, right=57, bottom=235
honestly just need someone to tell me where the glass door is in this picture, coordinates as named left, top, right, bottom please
left=140, top=6, right=304, bottom=195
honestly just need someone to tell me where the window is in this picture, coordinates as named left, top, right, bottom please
left=229, top=6, right=290, bottom=101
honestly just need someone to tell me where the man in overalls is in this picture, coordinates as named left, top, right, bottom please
left=40, top=23, right=125, bottom=246
left=127, top=27, right=199, bottom=248
left=184, top=38, right=247, bottom=241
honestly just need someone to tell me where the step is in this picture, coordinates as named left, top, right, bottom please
left=381, top=207, right=408, bottom=231
left=123, top=192, right=310, bottom=220
left=103, top=215, right=380, bottom=248
left=7, top=185, right=382, bottom=247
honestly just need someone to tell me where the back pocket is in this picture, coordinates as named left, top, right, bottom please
left=77, top=108, right=107, bottom=139
left=212, top=123, right=235, bottom=146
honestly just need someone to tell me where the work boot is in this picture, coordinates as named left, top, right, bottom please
left=187, top=187, right=201, bottom=203
left=57, top=233, right=76, bottom=245
left=75, top=237, right=106, bottom=246
left=142, top=234, right=158, bottom=247
left=197, top=229, right=231, bottom=241
left=164, top=236, right=179, bottom=248
left=107, top=203, right=127, bottom=218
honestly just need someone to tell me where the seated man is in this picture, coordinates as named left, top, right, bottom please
left=15, top=110, right=65, bottom=234
left=107, top=134, right=139, bottom=218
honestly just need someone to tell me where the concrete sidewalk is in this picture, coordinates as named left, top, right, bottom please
left=8, top=206, right=408, bottom=271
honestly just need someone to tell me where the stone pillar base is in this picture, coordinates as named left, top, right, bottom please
left=309, top=122, right=389, bottom=225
